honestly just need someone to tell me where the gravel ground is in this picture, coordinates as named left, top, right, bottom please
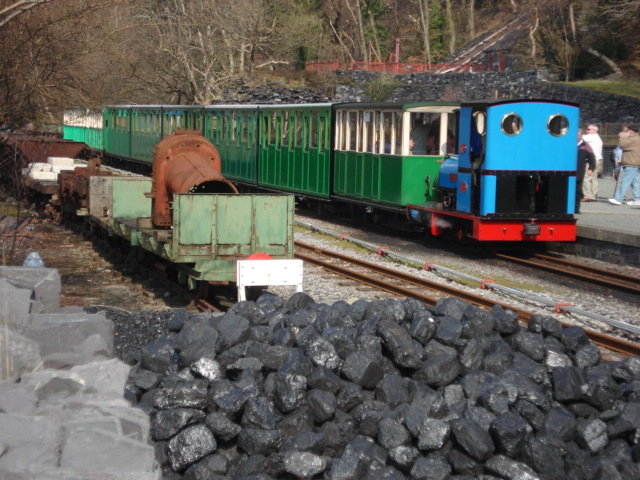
left=269, top=213, right=640, bottom=345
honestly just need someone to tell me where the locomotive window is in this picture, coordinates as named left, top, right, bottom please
left=473, top=111, right=486, bottom=135
left=548, top=114, right=569, bottom=137
left=501, top=113, right=522, bottom=136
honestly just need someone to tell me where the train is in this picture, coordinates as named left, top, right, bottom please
left=62, top=99, right=581, bottom=242
left=13, top=129, right=296, bottom=301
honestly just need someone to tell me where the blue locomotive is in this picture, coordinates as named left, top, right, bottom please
left=63, top=98, right=580, bottom=242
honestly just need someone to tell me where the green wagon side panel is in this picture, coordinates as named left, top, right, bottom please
left=334, top=151, right=442, bottom=206
left=253, top=195, right=292, bottom=247
left=176, top=195, right=214, bottom=245
left=216, top=196, right=253, bottom=245
left=63, top=126, right=103, bottom=150
left=111, top=177, right=152, bottom=218
left=172, top=194, right=294, bottom=281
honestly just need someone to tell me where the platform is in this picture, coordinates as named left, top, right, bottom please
left=549, top=175, right=640, bottom=267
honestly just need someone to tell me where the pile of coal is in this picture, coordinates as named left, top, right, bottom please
left=119, top=293, right=640, bottom=479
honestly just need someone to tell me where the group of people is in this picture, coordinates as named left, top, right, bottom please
left=575, top=124, right=640, bottom=213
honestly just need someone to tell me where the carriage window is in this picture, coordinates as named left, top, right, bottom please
left=364, top=111, right=376, bottom=153
left=268, top=112, right=276, bottom=145
left=502, top=113, right=522, bottom=136
left=335, top=111, right=343, bottom=150
left=310, top=112, right=318, bottom=149
left=210, top=115, right=218, bottom=140
left=318, top=113, right=326, bottom=152
left=241, top=115, right=248, bottom=143
left=548, top=114, right=569, bottom=137
left=295, top=112, right=303, bottom=147
left=348, top=111, right=359, bottom=151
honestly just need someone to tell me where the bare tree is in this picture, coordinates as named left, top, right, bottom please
left=131, top=0, right=305, bottom=104
left=0, top=1, right=127, bottom=127
left=568, top=1, right=622, bottom=77
left=411, top=0, right=432, bottom=64
left=467, top=0, right=475, bottom=40
left=444, top=0, right=456, bottom=55
left=344, top=0, right=367, bottom=61
left=599, top=0, right=640, bottom=20
left=0, top=0, right=50, bottom=28
left=533, top=1, right=576, bottom=80
left=528, top=8, right=539, bottom=69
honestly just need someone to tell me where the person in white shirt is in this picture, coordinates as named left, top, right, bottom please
left=581, top=124, right=603, bottom=202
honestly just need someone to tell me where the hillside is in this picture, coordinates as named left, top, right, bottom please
left=384, top=1, right=639, bottom=82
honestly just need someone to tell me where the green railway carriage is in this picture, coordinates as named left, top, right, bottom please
left=103, top=105, right=207, bottom=165
left=257, top=104, right=333, bottom=198
left=71, top=102, right=461, bottom=212
left=203, top=105, right=260, bottom=184
left=63, top=108, right=103, bottom=150
left=332, top=102, right=460, bottom=210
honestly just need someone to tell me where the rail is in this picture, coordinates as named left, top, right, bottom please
left=497, top=252, right=640, bottom=296
left=295, top=221, right=640, bottom=357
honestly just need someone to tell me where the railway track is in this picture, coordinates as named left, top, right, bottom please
left=496, top=252, right=640, bottom=295
left=294, top=240, right=640, bottom=358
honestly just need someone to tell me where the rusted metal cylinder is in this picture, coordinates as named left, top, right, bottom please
left=151, top=130, right=237, bottom=227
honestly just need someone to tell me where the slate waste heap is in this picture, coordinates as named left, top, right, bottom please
left=3, top=264, right=640, bottom=480
left=0, top=265, right=159, bottom=479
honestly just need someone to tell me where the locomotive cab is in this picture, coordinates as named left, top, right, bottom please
left=407, top=99, right=579, bottom=241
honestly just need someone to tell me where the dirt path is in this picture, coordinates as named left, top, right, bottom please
left=1, top=206, right=186, bottom=312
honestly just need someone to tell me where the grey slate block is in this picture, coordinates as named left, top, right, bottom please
left=0, top=266, right=62, bottom=314
left=0, top=380, right=38, bottom=414
left=0, top=414, right=62, bottom=470
left=0, top=278, right=33, bottom=329
left=60, top=427, right=158, bottom=474
left=23, top=316, right=113, bottom=367
left=0, top=327, right=42, bottom=382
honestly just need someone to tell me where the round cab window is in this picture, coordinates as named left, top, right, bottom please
left=548, top=114, right=569, bottom=137
left=501, top=113, right=522, bottom=136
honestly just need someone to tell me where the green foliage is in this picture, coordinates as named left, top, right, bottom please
left=363, top=74, right=401, bottom=102
left=429, top=0, right=448, bottom=62
left=362, top=0, right=388, bottom=18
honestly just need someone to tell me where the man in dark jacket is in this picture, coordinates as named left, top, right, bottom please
left=576, top=128, right=595, bottom=214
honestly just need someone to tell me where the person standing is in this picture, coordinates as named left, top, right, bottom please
left=581, top=124, right=603, bottom=202
left=609, top=127, right=640, bottom=206
left=576, top=129, right=595, bottom=214
left=410, top=118, right=429, bottom=155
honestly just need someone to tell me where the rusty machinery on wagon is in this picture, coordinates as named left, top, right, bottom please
left=20, top=129, right=295, bottom=295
